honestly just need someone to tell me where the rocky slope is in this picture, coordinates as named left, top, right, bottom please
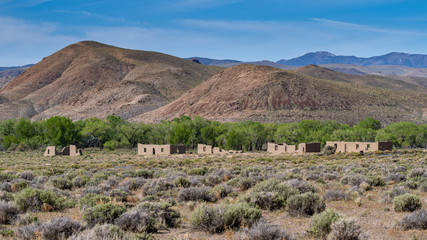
left=132, top=64, right=427, bottom=125
left=0, top=41, right=220, bottom=120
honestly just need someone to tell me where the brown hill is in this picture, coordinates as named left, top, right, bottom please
left=132, top=64, right=427, bottom=125
left=0, top=41, right=220, bottom=120
left=292, top=65, right=427, bottom=93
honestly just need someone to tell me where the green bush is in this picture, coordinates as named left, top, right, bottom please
left=83, top=203, right=127, bottom=227
left=0, top=172, right=16, bottom=182
left=190, top=203, right=261, bottom=233
left=134, top=169, right=154, bottom=179
left=15, top=188, right=65, bottom=212
left=187, top=168, right=207, bottom=176
left=245, top=179, right=299, bottom=210
left=393, top=193, right=422, bottom=212
left=173, top=177, right=191, bottom=188
left=51, top=177, right=73, bottom=190
left=104, top=140, right=119, bottom=151
left=286, top=192, right=325, bottom=217
left=79, top=193, right=111, bottom=209
left=308, top=209, right=341, bottom=238
left=137, top=202, right=181, bottom=229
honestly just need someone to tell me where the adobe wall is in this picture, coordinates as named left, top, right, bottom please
left=138, top=144, right=185, bottom=155
left=268, top=142, right=320, bottom=154
left=44, top=146, right=58, bottom=156
left=325, top=141, right=392, bottom=153
left=198, top=144, right=213, bottom=154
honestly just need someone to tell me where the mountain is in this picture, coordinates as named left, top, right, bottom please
left=0, top=65, right=33, bottom=89
left=292, top=65, right=427, bottom=92
left=186, top=57, right=295, bottom=69
left=132, top=64, right=427, bottom=125
left=0, top=41, right=220, bottom=121
left=278, top=51, right=427, bottom=68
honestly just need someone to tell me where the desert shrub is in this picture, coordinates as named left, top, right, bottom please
left=137, top=202, right=180, bottom=229
left=115, top=208, right=156, bottom=233
left=173, top=176, right=191, bottom=188
left=17, top=223, right=40, bottom=240
left=0, top=191, right=13, bottom=202
left=188, top=167, right=207, bottom=176
left=393, top=193, right=422, bottom=212
left=419, top=182, right=427, bottom=192
left=15, top=188, right=65, bottom=212
left=327, top=219, right=367, bottom=240
left=408, top=168, right=425, bottom=178
left=368, top=176, right=385, bottom=187
left=41, top=217, right=83, bottom=240
left=340, top=174, right=366, bottom=187
left=134, top=169, right=154, bottom=179
left=0, top=172, right=16, bottom=183
left=82, top=187, right=102, bottom=196
left=245, top=179, right=299, bottom=210
left=237, top=218, right=293, bottom=240
left=50, top=177, right=73, bottom=190
left=11, top=180, right=28, bottom=192
left=324, top=145, right=336, bottom=155
left=104, top=140, right=118, bottom=151
left=386, top=173, right=406, bottom=182
left=0, top=200, right=19, bottom=224
left=308, top=209, right=341, bottom=238
left=190, top=203, right=261, bottom=233
left=381, top=186, right=410, bottom=203
left=204, top=175, right=221, bottom=186
left=68, top=224, right=125, bottom=240
left=18, top=171, right=35, bottom=181
left=17, top=213, right=38, bottom=225
left=323, top=189, right=350, bottom=201
left=120, top=178, right=146, bottom=190
left=72, top=175, right=90, bottom=188
left=211, top=184, right=232, bottom=200
left=108, top=189, right=130, bottom=202
left=83, top=203, right=127, bottom=227
left=142, top=179, right=174, bottom=196
left=399, top=209, right=427, bottom=230
left=238, top=177, right=256, bottom=191
left=404, top=176, right=427, bottom=190
left=79, top=193, right=110, bottom=209
left=286, top=192, right=325, bottom=217
left=286, top=179, right=318, bottom=193
left=177, top=186, right=214, bottom=202
left=305, top=173, right=321, bottom=181
left=0, top=228, right=14, bottom=237
left=0, top=182, right=12, bottom=192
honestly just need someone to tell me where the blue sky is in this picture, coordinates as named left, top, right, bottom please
left=1, top=0, right=427, bottom=66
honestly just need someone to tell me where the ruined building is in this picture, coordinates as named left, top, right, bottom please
left=197, top=144, right=242, bottom=154
left=43, top=145, right=83, bottom=156
left=267, top=142, right=321, bottom=154
left=325, top=141, right=392, bottom=153
left=138, top=144, right=186, bottom=156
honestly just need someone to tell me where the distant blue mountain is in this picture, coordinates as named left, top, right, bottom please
left=277, top=52, right=427, bottom=68
left=0, top=64, right=34, bottom=71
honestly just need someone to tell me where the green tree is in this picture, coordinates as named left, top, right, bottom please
left=43, top=116, right=78, bottom=146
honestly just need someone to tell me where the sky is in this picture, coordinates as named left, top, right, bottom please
left=1, top=0, right=427, bottom=66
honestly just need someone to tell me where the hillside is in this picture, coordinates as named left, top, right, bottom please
left=0, top=41, right=220, bottom=120
left=278, top=51, right=427, bottom=68
left=0, top=65, right=32, bottom=89
left=292, top=65, right=427, bottom=92
left=132, top=64, right=427, bottom=125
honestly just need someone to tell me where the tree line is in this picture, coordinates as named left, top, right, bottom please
left=0, top=115, right=425, bottom=152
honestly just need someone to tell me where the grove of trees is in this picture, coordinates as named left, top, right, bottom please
left=0, top=116, right=425, bottom=152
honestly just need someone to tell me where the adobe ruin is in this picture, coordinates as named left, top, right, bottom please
left=43, top=145, right=82, bottom=156
left=267, top=142, right=321, bottom=154
left=325, top=141, right=392, bottom=153
left=197, top=144, right=242, bottom=154
left=138, top=144, right=186, bottom=156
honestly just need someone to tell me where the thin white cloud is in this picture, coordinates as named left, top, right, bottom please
left=53, top=10, right=143, bottom=25
left=163, top=0, right=242, bottom=11
left=311, top=18, right=427, bottom=37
